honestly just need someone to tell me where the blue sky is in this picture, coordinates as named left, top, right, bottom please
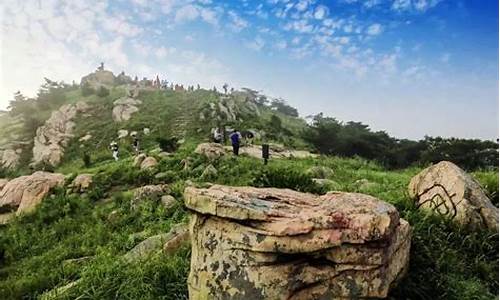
left=1, top=0, right=498, bottom=139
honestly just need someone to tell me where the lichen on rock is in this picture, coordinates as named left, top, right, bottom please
left=184, top=185, right=411, bottom=299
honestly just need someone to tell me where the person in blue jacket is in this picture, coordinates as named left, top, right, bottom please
left=230, top=129, right=242, bottom=156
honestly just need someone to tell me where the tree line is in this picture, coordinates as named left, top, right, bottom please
left=302, top=113, right=498, bottom=170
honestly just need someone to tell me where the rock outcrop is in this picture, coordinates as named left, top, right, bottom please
left=0, top=171, right=65, bottom=215
left=70, top=174, right=93, bottom=193
left=132, top=184, right=170, bottom=208
left=194, top=143, right=225, bottom=160
left=124, top=224, right=188, bottom=262
left=0, top=149, right=21, bottom=169
left=140, top=156, right=158, bottom=170
left=133, top=153, right=147, bottom=167
left=32, top=102, right=90, bottom=167
left=409, top=161, right=498, bottom=231
left=112, top=97, right=142, bottom=122
left=0, top=178, right=8, bottom=191
left=185, top=185, right=411, bottom=299
left=80, top=69, right=116, bottom=89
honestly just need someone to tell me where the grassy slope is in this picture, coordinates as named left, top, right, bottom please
left=0, top=140, right=497, bottom=299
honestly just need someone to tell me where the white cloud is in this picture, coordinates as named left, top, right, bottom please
left=314, top=5, right=329, bottom=20
left=155, top=46, right=176, bottom=59
left=228, top=11, right=248, bottom=32
left=246, top=36, right=265, bottom=51
left=284, top=20, right=314, bottom=34
left=392, top=0, right=412, bottom=11
left=175, top=5, right=200, bottom=23
left=366, top=23, right=383, bottom=35
left=275, top=40, right=288, bottom=50
left=364, top=0, right=381, bottom=8
left=392, top=0, right=443, bottom=12
left=295, top=0, right=311, bottom=12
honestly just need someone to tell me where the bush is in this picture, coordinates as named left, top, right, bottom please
left=157, top=137, right=179, bottom=153
left=251, top=165, right=325, bottom=194
left=81, top=82, right=95, bottom=97
left=96, top=86, right=110, bottom=97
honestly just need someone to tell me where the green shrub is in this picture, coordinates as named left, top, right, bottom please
left=251, top=165, right=325, bottom=194
left=96, top=86, right=110, bottom=97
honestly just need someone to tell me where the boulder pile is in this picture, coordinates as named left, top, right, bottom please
left=32, top=102, right=90, bottom=167
left=409, top=161, right=498, bottom=231
left=184, top=185, right=411, bottom=299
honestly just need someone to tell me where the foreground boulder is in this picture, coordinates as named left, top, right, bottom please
left=0, top=171, right=65, bottom=215
left=409, top=161, right=498, bottom=231
left=184, top=185, right=411, bottom=299
left=194, top=143, right=225, bottom=160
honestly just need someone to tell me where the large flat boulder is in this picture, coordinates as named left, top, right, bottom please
left=0, top=171, right=65, bottom=215
left=409, top=161, right=498, bottom=231
left=184, top=185, right=411, bottom=299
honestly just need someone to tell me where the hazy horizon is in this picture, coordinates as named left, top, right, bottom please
left=1, top=0, right=498, bottom=140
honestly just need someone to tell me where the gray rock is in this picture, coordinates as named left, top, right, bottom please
left=161, top=195, right=177, bottom=209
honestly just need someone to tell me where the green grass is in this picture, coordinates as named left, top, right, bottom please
left=1, top=147, right=497, bottom=299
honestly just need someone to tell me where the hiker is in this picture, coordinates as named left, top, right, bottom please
left=109, top=141, right=119, bottom=161
left=131, top=133, right=140, bottom=154
left=230, top=130, right=242, bottom=156
left=213, top=128, right=223, bottom=143
left=241, top=130, right=255, bottom=145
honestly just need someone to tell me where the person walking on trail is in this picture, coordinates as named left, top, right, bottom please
left=131, top=133, right=140, bottom=154
left=230, top=130, right=242, bottom=156
left=109, top=141, right=119, bottom=161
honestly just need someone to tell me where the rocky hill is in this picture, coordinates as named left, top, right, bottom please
left=0, top=69, right=307, bottom=175
left=0, top=69, right=497, bottom=299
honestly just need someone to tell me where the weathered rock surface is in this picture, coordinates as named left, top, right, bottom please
left=0, top=171, right=65, bottom=215
left=194, top=143, right=225, bottom=160
left=409, top=161, right=498, bottom=231
left=132, top=184, right=170, bottom=208
left=70, top=174, right=93, bottom=193
left=0, top=149, right=21, bottom=169
left=160, top=195, right=177, bottom=209
left=117, top=129, right=129, bottom=139
left=133, top=153, right=147, bottom=167
left=112, top=97, right=142, bottom=122
left=80, top=69, right=116, bottom=89
left=163, top=224, right=190, bottom=255
left=140, top=156, right=158, bottom=170
left=185, top=185, right=411, bottom=299
left=124, top=224, right=188, bottom=262
left=32, top=102, right=90, bottom=167
left=0, top=178, right=8, bottom=191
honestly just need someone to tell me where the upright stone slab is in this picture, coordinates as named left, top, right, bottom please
left=184, top=185, right=411, bottom=300
left=409, top=161, right=498, bottom=231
